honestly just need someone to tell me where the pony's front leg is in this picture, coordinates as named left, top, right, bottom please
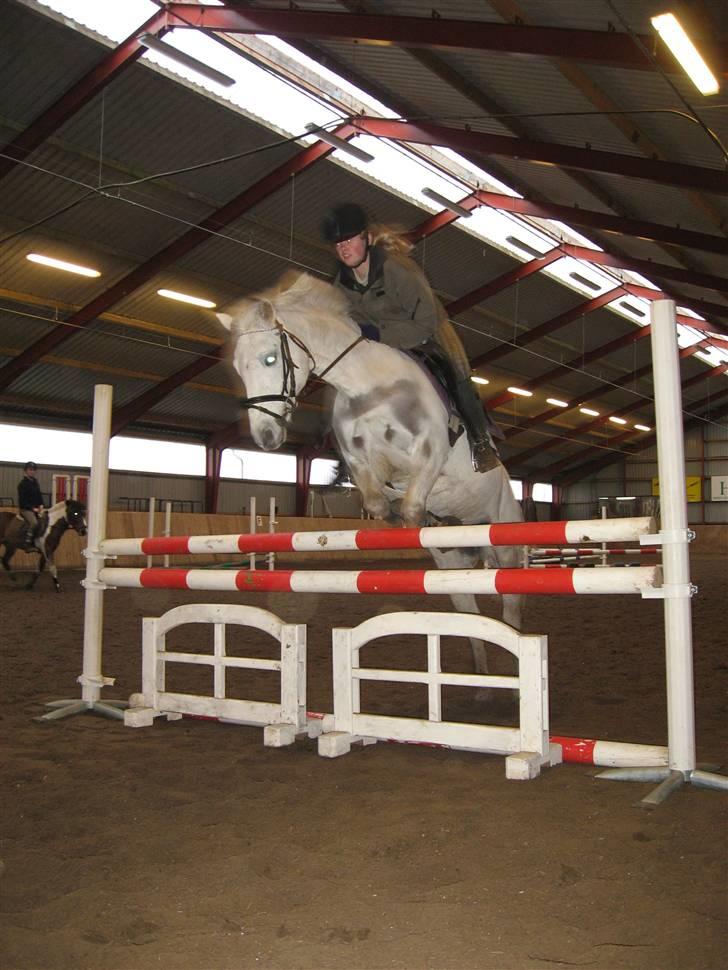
left=347, top=461, right=392, bottom=520
left=400, top=440, right=448, bottom=526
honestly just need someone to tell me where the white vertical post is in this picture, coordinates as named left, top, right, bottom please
left=249, top=496, right=256, bottom=571
left=268, top=496, right=277, bottom=571
left=80, top=384, right=113, bottom=705
left=146, top=496, right=156, bottom=568
left=651, top=300, right=696, bottom=774
left=163, top=500, right=172, bottom=568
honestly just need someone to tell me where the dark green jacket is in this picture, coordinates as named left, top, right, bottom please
left=334, top=246, right=446, bottom=350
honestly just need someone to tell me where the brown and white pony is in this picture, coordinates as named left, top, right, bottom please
left=0, top=499, right=87, bottom=591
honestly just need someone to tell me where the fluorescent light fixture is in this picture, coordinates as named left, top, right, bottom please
left=304, top=124, right=374, bottom=163
left=471, top=376, right=489, bottom=385
left=609, top=416, right=627, bottom=425
left=421, top=188, right=473, bottom=219
left=546, top=397, right=569, bottom=408
left=139, top=33, right=236, bottom=88
left=508, top=386, right=533, bottom=397
left=579, top=407, right=600, bottom=416
left=650, top=13, right=720, bottom=95
left=157, top=289, right=217, bottom=309
left=26, top=253, right=100, bottom=277
left=616, top=496, right=637, bottom=501
left=634, top=424, right=651, bottom=432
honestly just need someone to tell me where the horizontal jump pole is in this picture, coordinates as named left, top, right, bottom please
left=98, top=565, right=661, bottom=595
left=100, top=516, right=656, bottom=558
left=529, top=547, right=659, bottom=557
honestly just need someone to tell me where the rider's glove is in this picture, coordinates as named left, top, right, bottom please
left=360, top=323, right=380, bottom=341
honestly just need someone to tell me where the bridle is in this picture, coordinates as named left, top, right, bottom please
left=238, top=319, right=364, bottom=426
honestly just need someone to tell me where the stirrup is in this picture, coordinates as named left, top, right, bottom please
left=470, top=437, right=499, bottom=473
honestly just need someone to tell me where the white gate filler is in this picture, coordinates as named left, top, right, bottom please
left=39, top=301, right=726, bottom=803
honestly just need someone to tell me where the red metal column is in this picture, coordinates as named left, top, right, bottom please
left=205, top=444, right=223, bottom=514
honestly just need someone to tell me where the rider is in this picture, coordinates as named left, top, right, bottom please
left=17, top=461, right=44, bottom=547
left=321, top=202, right=500, bottom=473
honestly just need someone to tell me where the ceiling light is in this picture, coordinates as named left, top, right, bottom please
left=579, top=407, right=600, bottom=416
left=139, top=33, right=236, bottom=88
left=26, top=253, right=100, bottom=277
left=421, top=188, right=473, bottom=219
left=505, top=236, right=545, bottom=259
left=650, top=13, right=720, bottom=95
left=569, top=272, right=601, bottom=291
left=471, top=376, right=489, bottom=385
left=304, top=124, right=374, bottom=163
left=546, top=397, right=569, bottom=408
left=508, top=386, right=533, bottom=397
left=634, top=424, right=651, bottom=432
left=157, top=289, right=217, bottom=308
left=609, top=416, right=627, bottom=425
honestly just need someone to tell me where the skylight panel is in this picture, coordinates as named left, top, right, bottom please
left=38, top=0, right=157, bottom=42
left=541, top=255, right=619, bottom=297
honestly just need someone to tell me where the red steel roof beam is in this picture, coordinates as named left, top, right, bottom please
left=0, top=126, right=357, bottom=393
left=560, top=244, right=728, bottom=297
left=445, top=251, right=562, bottom=317
left=472, top=289, right=622, bottom=368
left=514, top=365, right=726, bottom=477
left=164, top=5, right=727, bottom=76
left=472, top=191, right=728, bottom=256
left=353, top=118, right=728, bottom=196
left=0, top=9, right=171, bottom=180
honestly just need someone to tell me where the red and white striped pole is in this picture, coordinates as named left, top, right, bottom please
left=100, top=516, right=656, bottom=558
left=97, top=564, right=661, bottom=596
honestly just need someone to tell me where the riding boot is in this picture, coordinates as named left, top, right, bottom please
left=452, top=376, right=500, bottom=473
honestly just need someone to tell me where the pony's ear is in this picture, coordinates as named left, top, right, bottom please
left=216, top=312, right=233, bottom=331
left=259, top=300, right=275, bottom=323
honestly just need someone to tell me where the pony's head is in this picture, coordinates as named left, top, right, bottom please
left=218, top=285, right=315, bottom=451
left=65, top=499, right=87, bottom=536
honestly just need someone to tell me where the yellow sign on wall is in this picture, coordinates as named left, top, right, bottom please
left=651, top=477, right=702, bottom=502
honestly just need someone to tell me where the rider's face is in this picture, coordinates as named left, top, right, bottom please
left=335, top=231, right=369, bottom=268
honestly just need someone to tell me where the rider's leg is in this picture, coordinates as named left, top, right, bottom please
left=20, top=509, right=37, bottom=546
left=421, top=335, right=500, bottom=473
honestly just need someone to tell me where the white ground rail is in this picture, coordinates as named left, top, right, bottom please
left=124, top=604, right=307, bottom=747
left=317, top=611, right=561, bottom=780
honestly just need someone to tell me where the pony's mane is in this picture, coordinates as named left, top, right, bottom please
left=223, top=271, right=358, bottom=334
left=266, top=271, right=353, bottom=321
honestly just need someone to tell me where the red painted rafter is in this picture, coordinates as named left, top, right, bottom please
left=487, top=326, right=652, bottom=413
left=504, top=351, right=725, bottom=470
left=472, top=191, right=727, bottom=256
left=164, top=5, right=727, bottom=77
left=472, top=289, right=624, bottom=368
left=513, top=366, right=727, bottom=480
left=353, top=118, right=728, bottom=196
left=445, top=251, right=562, bottom=317
left=0, top=126, right=357, bottom=395
left=554, top=389, right=728, bottom=487
left=560, top=244, right=728, bottom=297
left=0, top=9, right=170, bottom=181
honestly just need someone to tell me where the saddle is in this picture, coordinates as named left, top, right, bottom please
left=15, top=510, right=47, bottom=551
left=407, top=348, right=465, bottom=448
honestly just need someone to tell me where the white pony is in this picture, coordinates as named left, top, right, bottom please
left=218, top=272, right=525, bottom=672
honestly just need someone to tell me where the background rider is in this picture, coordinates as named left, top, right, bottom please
left=17, top=461, right=44, bottom=545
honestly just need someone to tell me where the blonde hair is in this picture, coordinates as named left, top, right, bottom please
left=368, top=223, right=413, bottom=256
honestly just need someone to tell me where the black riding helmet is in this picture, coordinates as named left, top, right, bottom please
left=321, top=203, right=369, bottom=244
left=24, top=461, right=37, bottom=471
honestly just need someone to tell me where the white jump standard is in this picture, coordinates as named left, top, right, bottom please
left=40, top=299, right=727, bottom=802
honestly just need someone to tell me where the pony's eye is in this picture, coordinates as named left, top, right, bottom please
left=264, top=353, right=277, bottom=366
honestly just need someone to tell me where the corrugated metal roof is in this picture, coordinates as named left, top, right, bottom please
left=1, top=0, right=725, bottom=484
